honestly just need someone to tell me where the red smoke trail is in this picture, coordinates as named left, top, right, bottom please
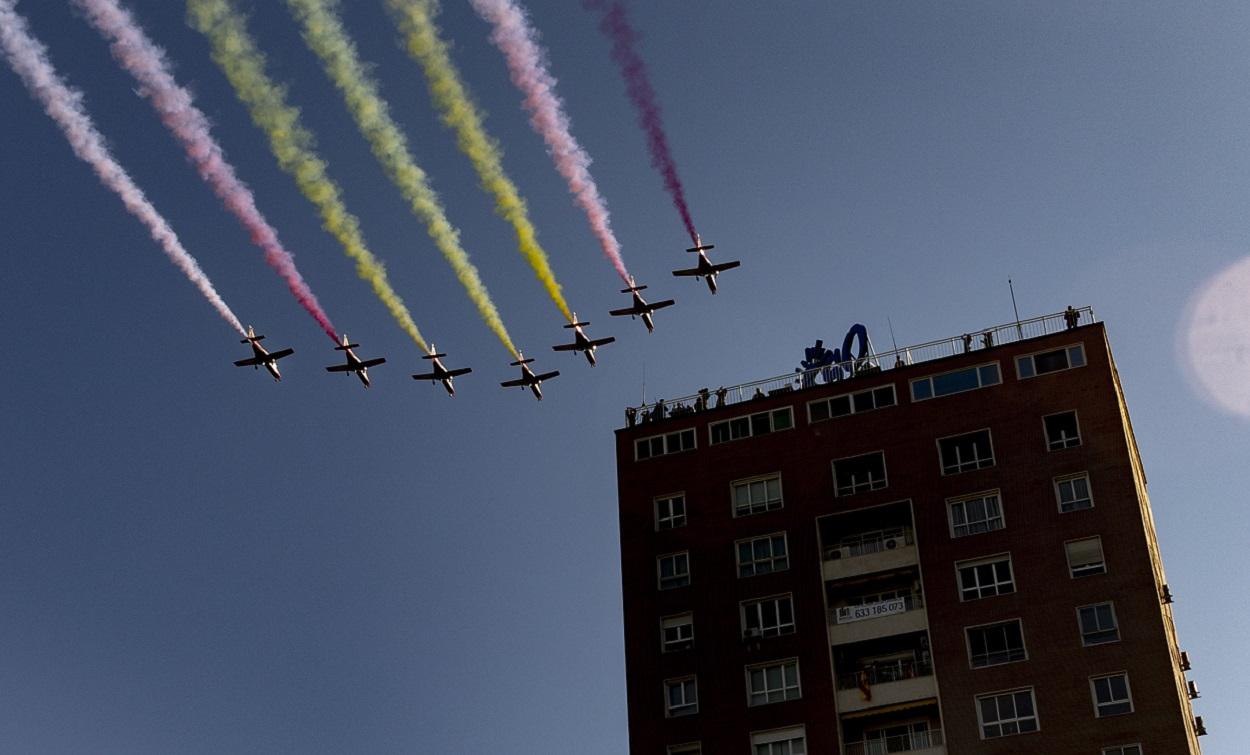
left=76, top=0, right=338, bottom=343
left=472, top=0, right=631, bottom=284
left=0, top=0, right=245, bottom=336
left=591, top=0, right=698, bottom=245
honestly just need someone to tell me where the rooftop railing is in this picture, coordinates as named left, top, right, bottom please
left=624, top=306, right=1095, bottom=424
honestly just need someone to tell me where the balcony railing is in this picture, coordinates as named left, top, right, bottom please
left=832, top=594, right=925, bottom=625
left=837, top=659, right=933, bottom=691
left=823, top=528, right=914, bottom=561
left=624, top=306, right=1095, bottom=422
left=843, top=729, right=944, bottom=755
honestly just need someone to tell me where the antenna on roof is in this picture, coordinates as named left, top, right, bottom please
left=887, top=317, right=901, bottom=353
left=640, top=361, right=647, bottom=405
left=1008, top=278, right=1022, bottom=338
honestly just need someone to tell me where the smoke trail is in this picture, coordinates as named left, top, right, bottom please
left=589, top=0, right=698, bottom=245
left=387, top=0, right=573, bottom=323
left=284, top=0, right=517, bottom=358
left=76, top=0, right=337, bottom=343
left=187, top=0, right=429, bottom=351
left=470, top=0, right=630, bottom=285
left=0, top=0, right=245, bottom=335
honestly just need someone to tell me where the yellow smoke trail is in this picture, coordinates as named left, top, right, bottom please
left=388, top=0, right=573, bottom=323
left=285, top=0, right=516, bottom=358
left=187, top=0, right=429, bottom=351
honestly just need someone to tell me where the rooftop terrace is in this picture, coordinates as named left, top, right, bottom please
left=624, top=306, right=1096, bottom=426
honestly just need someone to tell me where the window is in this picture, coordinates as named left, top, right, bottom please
left=741, top=594, right=796, bottom=639
left=635, top=428, right=696, bottom=460
left=948, top=491, right=1005, bottom=537
left=732, top=474, right=783, bottom=517
left=911, top=362, right=1001, bottom=401
left=967, top=619, right=1026, bottom=667
left=976, top=688, right=1039, bottom=739
left=1017, top=343, right=1086, bottom=379
left=833, top=452, right=888, bottom=496
left=655, top=493, right=686, bottom=530
left=1102, top=745, right=1142, bottom=755
left=1066, top=537, right=1107, bottom=577
left=664, top=676, right=698, bottom=717
left=957, top=555, right=1015, bottom=600
left=658, top=552, right=690, bottom=590
left=751, top=726, right=806, bottom=755
left=1078, top=603, right=1120, bottom=646
left=1091, top=673, right=1133, bottom=717
left=710, top=407, right=793, bottom=445
left=746, top=659, right=801, bottom=706
left=1044, top=410, right=1081, bottom=450
left=667, top=744, right=701, bottom=755
left=661, top=613, right=694, bottom=653
left=1055, top=473, right=1093, bottom=512
left=864, top=722, right=934, bottom=752
left=737, top=533, right=789, bottom=578
left=807, top=384, right=896, bottom=422
left=938, top=429, right=995, bottom=474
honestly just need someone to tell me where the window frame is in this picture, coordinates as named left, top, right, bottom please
left=1016, top=343, right=1087, bottom=380
left=731, top=473, right=784, bottom=517
left=740, top=593, right=797, bottom=639
left=975, top=687, right=1040, bottom=739
left=635, top=427, right=697, bottom=461
left=654, top=492, right=687, bottom=531
left=661, top=612, right=694, bottom=653
left=1077, top=602, right=1121, bottom=646
left=965, top=618, right=1028, bottom=668
left=657, top=551, right=690, bottom=591
left=947, top=490, right=1006, bottom=538
left=750, top=725, right=807, bottom=755
left=1101, top=745, right=1143, bottom=755
left=709, top=407, right=794, bottom=445
left=832, top=450, right=889, bottom=497
left=1043, top=410, right=1082, bottom=451
left=667, top=744, right=702, bottom=755
left=955, top=553, right=1015, bottom=601
left=1090, top=672, right=1134, bottom=717
left=937, top=428, right=996, bottom=475
left=911, top=361, right=1002, bottom=401
left=807, top=383, right=897, bottom=423
left=1055, top=472, right=1094, bottom=513
left=664, top=675, right=699, bottom=718
left=1065, top=536, right=1107, bottom=578
left=744, top=657, right=802, bottom=706
left=736, top=532, right=790, bottom=578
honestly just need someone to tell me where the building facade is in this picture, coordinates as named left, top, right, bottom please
left=615, top=310, right=1202, bottom=755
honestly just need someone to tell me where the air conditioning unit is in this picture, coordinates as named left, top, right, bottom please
left=1180, top=651, right=1192, bottom=671
left=830, top=546, right=852, bottom=560
left=884, top=538, right=898, bottom=550
left=1194, top=716, right=1207, bottom=736
left=1187, top=680, right=1201, bottom=699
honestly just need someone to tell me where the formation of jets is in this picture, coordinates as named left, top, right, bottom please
left=234, top=238, right=740, bottom=398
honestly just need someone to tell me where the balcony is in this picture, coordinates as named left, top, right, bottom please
left=823, top=528, right=918, bottom=581
left=843, top=729, right=945, bottom=755
left=835, top=660, right=936, bottom=714
left=828, top=594, right=927, bottom=646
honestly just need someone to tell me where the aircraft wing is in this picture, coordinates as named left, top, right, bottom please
left=710, top=260, right=742, bottom=272
left=268, top=348, right=295, bottom=360
left=445, top=367, right=472, bottom=378
left=671, top=267, right=701, bottom=277
left=411, top=370, right=440, bottom=380
left=325, top=363, right=355, bottom=373
left=500, top=378, right=527, bottom=388
left=358, top=358, right=386, bottom=368
left=534, top=370, right=560, bottom=381
left=552, top=343, right=579, bottom=352
left=589, top=337, right=616, bottom=347
left=650, top=299, right=676, bottom=311
left=234, top=357, right=263, bottom=367
left=608, top=306, right=638, bottom=317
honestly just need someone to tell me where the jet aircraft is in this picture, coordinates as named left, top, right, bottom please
left=551, top=314, right=615, bottom=367
left=324, top=334, right=386, bottom=388
left=411, top=345, right=472, bottom=397
left=499, top=352, right=560, bottom=401
left=233, top=325, right=294, bottom=381
left=608, top=278, right=675, bottom=333
left=671, top=237, right=740, bottom=294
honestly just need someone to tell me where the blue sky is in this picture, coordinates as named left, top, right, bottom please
left=1, top=1, right=1245, bottom=752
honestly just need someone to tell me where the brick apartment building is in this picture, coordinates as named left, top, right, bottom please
left=614, top=309, right=1203, bottom=754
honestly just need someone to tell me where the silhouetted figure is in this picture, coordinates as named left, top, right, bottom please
left=752, top=388, right=766, bottom=401
left=982, top=331, right=994, bottom=348
left=695, top=388, right=710, bottom=412
left=651, top=400, right=666, bottom=422
left=1064, top=306, right=1081, bottom=329
left=962, top=333, right=973, bottom=353
left=715, top=387, right=728, bottom=408
left=625, top=406, right=637, bottom=427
